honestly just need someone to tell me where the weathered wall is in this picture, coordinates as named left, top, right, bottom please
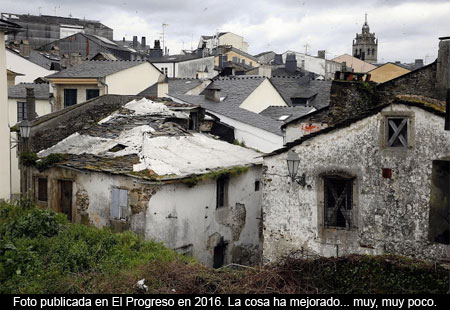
left=34, top=165, right=262, bottom=267
left=436, top=38, right=450, bottom=99
left=106, top=62, right=161, bottom=95
left=177, top=56, right=217, bottom=79
left=284, top=108, right=330, bottom=144
left=0, top=31, right=10, bottom=199
left=239, top=79, right=287, bottom=113
left=263, top=104, right=450, bottom=262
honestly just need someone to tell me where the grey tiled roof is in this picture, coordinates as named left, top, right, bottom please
left=270, top=77, right=332, bottom=109
left=138, top=78, right=203, bottom=97
left=148, top=53, right=203, bottom=63
left=171, top=76, right=284, bottom=136
left=46, top=60, right=147, bottom=78
left=259, top=106, right=315, bottom=122
left=8, top=83, right=51, bottom=100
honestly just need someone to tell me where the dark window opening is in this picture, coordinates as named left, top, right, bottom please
left=189, top=112, right=198, bottom=131
left=255, top=180, right=260, bottom=191
left=108, top=144, right=127, bottom=152
left=291, top=97, right=308, bottom=106
left=429, top=160, right=450, bottom=244
left=216, top=176, right=228, bottom=208
left=324, top=177, right=353, bottom=228
left=64, top=89, right=77, bottom=107
left=213, top=238, right=227, bottom=268
left=86, top=89, right=100, bottom=100
left=17, top=102, right=27, bottom=122
left=37, top=178, right=48, bottom=201
left=59, top=180, right=73, bottom=221
left=387, top=117, right=408, bottom=147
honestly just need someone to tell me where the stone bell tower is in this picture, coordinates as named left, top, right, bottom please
left=352, top=13, right=378, bottom=64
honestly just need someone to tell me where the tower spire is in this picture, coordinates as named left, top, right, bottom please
left=365, top=12, right=368, bottom=24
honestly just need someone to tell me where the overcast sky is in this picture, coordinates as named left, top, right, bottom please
left=3, top=0, right=450, bottom=63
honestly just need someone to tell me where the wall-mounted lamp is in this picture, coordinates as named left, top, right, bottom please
left=19, top=120, right=31, bottom=139
left=286, top=150, right=306, bottom=186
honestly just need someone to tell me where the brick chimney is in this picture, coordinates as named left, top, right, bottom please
left=141, top=36, right=146, bottom=49
left=204, top=87, right=221, bottom=102
left=133, top=36, right=138, bottom=49
left=285, top=53, right=297, bottom=73
left=19, top=40, right=31, bottom=57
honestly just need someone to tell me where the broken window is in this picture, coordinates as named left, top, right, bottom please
left=64, top=89, right=77, bottom=107
left=324, top=176, right=353, bottom=228
left=17, top=102, right=27, bottom=122
left=429, top=160, right=450, bottom=244
left=189, top=111, right=198, bottom=131
left=216, top=176, right=228, bottom=208
left=86, top=89, right=100, bottom=101
left=111, top=188, right=129, bottom=220
left=37, top=178, right=48, bottom=201
left=386, top=117, right=408, bottom=147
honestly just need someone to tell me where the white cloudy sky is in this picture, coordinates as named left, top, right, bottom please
left=3, top=0, right=450, bottom=63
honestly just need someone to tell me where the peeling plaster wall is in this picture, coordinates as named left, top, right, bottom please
left=263, top=104, right=450, bottom=262
left=35, top=165, right=262, bottom=267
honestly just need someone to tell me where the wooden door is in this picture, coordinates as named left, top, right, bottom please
left=59, top=180, right=73, bottom=221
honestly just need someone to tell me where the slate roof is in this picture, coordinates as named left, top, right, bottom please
left=46, top=60, right=148, bottom=78
left=171, top=76, right=284, bottom=136
left=35, top=97, right=260, bottom=179
left=139, top=78, right=203, bottom=97
left=270, top=76, right=332, bottom=109
left=8, top=83, right=51, bottom=100
left=259, top=106, right=315, bottom=122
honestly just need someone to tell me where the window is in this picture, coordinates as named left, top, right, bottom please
left=216, top=176, right=228, bottom=208
left=386, top=117, right=408, bottom=147
left=232, top=56, right=238, bottom=64
left=189, top=111, right=198, bottom=131
left=17, top=102, right=27, bottom=122
left=37, top=178, right=48, bottom=201
left=429, top=160, right=450, bottom=244
left=324, top=176, right=353, bottom=228
left=254, top=180, right=260, bottom=192
left=110, top=188, right=129, bottom=220
left=86, top=89, right=100, bottom=100
left=64, top=89, right=77, bottom=107
left=161, top=67, right=168, bottom=75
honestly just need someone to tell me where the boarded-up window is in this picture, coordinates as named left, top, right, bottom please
left=386, top=117, right=408, bottom=147
left=111, top=188, right=129, bottom=220
left=37, top=178, right=48, bottom=201
left=324, top=177, right=353, bottom=228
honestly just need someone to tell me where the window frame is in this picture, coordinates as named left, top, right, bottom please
left=86, top=88, right=100, bottom=101
left=323, top=176, right=354, bottom=229
left=37, top=177, right=48, bottom=202
left=216, top=175, right=229, bottom=209
left=110, top=187, right=129, bottom=220
left=63, top=88, right=77, bottom=107
left=17, top=101, right=27, bottom=122
left=380, top=111, right=415, bottom=150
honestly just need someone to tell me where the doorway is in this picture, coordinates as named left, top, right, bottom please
left=59, top=180, right=73, bottom=221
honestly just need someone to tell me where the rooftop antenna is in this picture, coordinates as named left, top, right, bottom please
left=37, top=6, right=43, bottom=15
left=424, top=54, right=430, bottom=65
left=162, top=23, right=168, bottom=56
left=54, top=5, right=60, bottom=16
left=365, top=12, right=368, bottom=24
left=304, top=43, right=310, bottom=55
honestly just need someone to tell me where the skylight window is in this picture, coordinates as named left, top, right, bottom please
left=278, top=115, right=291, bottom=121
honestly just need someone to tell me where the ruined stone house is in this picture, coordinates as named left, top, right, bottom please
left=23, top=95, right=263, bottom=268
left=262, top=37, right=450, bottom=262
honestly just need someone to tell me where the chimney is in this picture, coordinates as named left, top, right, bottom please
left=285, top=53, right=297, bottom=73
left=414, top=59, right=424, bottom=70
left=157, top=79, right=168, bottom=98
left=69, top=52, right=82, bottom=67
left=154, top=40, right=161, bottom=49
left=204, top=87, right=221, bottom=102
left=436, top=37, right=450, bottom=100
left=133, top=36, right=138, bottom=49
left=141, top=36, right=146, bottom=49
left=123, top=36, right=125, bottom=43
left=50, top=45, right=60, bottom=56
left=318, top=50, right=326, bottom=59
left=19, top=40, right=31, bottom=57
left=273, top=54, right=283, bottom=65
left=26, top=88, right=36, bottom=121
